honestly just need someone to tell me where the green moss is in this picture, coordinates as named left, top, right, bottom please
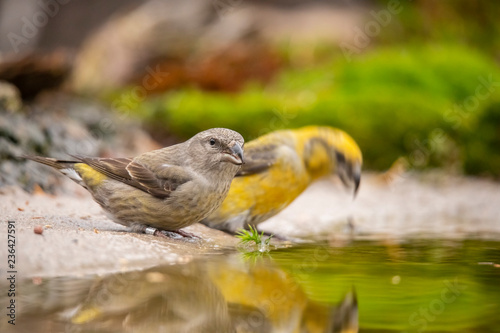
left=462, top=97, right=500, bottom=176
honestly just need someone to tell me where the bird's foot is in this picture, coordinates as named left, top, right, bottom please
left=170, top=229, right=200, bottom=239
left=144, top=227, right=199, bottom=240
left=261, top=231, right=289, bottom=241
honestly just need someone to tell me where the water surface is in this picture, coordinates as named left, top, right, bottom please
left=2, top=238, right=499, bottom=332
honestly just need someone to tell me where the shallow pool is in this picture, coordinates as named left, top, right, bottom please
left=2, top=238, right=499, bottom=332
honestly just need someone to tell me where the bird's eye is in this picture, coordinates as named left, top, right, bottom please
left=209, top=138, right=216, bottom=146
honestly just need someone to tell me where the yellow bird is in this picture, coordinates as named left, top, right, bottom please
left=202, top=126, right=362, bottom=233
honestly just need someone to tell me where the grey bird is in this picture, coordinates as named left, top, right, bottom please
left=23, top=128, right=244, bottom=238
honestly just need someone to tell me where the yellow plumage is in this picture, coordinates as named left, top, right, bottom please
left=73, top=163, right=107, bottom=188
left=202, top=126, right=362, bottom=233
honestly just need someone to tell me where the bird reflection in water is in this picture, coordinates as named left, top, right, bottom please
left=2, top=255, right=357, bottom=333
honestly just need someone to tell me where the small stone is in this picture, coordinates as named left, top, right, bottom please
left=145, top=272, right=166, bottom=283
left=0, top=81, right=22, bottom=112
left=32, top=277, right=43, bottom=285
left=391, top=275, right=401, bottom=285
left=34, top=225, right=43, bottom=234
left=32, top=184, right=46, bottom=195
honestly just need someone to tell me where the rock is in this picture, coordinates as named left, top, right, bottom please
left=0, top=81, right=22, bottom=112
left=71, top=0, right=214, bottom=94
left=0, top=93, right=160, bottom=194
left=0, top=51, right=72, bottom=100
left=70, top=0, right=276, bottom=95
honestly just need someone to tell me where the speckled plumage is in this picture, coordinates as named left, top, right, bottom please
left=24, top=128, right=244, bottom=233
left=201, top=126, right=362, bottom=233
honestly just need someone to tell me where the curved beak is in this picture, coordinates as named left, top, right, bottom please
left=353, top=168, right=361, bottom=197
left=336, top=153, right=361, bottom=198
left=223, top=142, right=244, bottom=165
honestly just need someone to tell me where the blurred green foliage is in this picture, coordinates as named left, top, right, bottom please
left=131, top=44, right=500, bottom=176
left=108, top=1, right=500, bottom=177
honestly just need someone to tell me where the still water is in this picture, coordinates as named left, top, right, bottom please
left=2, top=239, right=499, bottom=333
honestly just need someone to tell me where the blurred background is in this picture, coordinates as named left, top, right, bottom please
left=2, top=3, right=500, bottom=332
left=1, top=0, right=499, bottom=191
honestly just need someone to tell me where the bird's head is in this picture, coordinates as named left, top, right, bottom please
left=301, top=126, right=362, bottom=196
left=189, top=128, right=245, bottom=168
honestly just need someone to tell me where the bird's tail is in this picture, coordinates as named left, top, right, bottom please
left=22, top=155, right=78, bottom=170
left=22, top=155, right=85, bottom=184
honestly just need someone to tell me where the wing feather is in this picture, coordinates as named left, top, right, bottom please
left=73, top=156, right=190, bottom=199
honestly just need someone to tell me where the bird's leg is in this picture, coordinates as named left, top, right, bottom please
left=142, top=226, right=199, bottom=239
left=260, top=230, right=288, bottom=241
left=157, top=230, right=185, bottom=239
left=166, top=229, right=200, bottom=239
left=346, top=217, right=356, bottom=235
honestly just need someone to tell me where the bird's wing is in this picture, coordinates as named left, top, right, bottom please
left=74, top=156, right=191, bottom=199
left=236, top=143, right=279, bottom=177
